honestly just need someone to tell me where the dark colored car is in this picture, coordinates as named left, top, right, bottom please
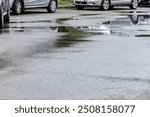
left=140, top=0, right=150, bottom=4
left=0, top=0, right=10, bottom=28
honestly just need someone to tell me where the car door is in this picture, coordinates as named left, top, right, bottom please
left=112, top=0, right=130, bottom=5
left=25, top=0, right=49, bottom=7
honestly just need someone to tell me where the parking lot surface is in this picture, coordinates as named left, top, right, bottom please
left=0, top=7, right=150, bottom=99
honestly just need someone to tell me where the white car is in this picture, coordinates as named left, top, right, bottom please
left=9, top=0, right=58, bottom=15
left=73, top=0, right=141, bottom=10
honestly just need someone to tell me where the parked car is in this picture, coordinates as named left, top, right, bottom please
left=73, top=0, right=141, bottom=10
left=0, top=0, right=10, bottom=28
left=9, top=0, right=58, bottom=15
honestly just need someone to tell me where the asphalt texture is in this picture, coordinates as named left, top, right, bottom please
left=0, top=6, right=150, bottom=99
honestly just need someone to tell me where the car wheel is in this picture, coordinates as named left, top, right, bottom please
left=0, top=5, right=4, bottom=29
left=12, top=0, right=23, bottom=15
left=4, top=7, right=10, bottom=23
left=75, top=5, right=85, bottom=10
left=47, top=0, right=57, bottom=13
left=101, top=0, right=111, bottom=10
left=129, top=0, right=138, bottom=9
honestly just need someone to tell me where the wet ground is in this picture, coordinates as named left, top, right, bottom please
left=0, top=7, right=150, bottom=99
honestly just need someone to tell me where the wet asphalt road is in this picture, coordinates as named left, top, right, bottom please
left=0, top=7, right=150, bottom=99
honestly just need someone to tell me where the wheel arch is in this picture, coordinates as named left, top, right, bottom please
left=12, top=0, right=24, bottom=9
left=101, top=0, right=111, bottom=6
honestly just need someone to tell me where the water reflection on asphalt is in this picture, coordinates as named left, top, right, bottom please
left=0, top=13, right=150, bottom=69
left=0, top=11, right=150, bottom=99
left=0, top=13, right=150, bottom=55
left=1, top=13, right=150, bottom=37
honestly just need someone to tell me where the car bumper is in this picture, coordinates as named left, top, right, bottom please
left=73, top=0, right=101, bottom=6
left=140, top=0, right=150, bottom=4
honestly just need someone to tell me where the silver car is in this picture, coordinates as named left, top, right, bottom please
left=0, top=0, right=10, bottom=28
left=73, top=0, right=141, bottom=10
left=9, top=0, right=58, bottom=15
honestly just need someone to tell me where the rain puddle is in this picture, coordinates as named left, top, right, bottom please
left=57, top=14, right=150, bottom=38
left=79, top=14, right=100, bottom=16
left=119, top=11, right=150, bottom=14
left=136, top=34, right=150, bottom=37
left=53, top=27, right=91, bottom=48
left=54, top=14, right=150, bottom=38
left=0, top=13, right=150, bottom=75
left=1, top=13, right=150, bottom=38
left=10, top=20, right=52, bottom=24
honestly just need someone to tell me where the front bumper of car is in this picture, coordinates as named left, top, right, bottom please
left=140, top=0, right=150, bottom=4
left=73, top=0, right=101, bottom=6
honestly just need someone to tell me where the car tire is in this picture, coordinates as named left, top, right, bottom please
left=4, top=7, right=10, bottom=23
left=47, top=0, right=57, bottom=13
left=12, top=0, right=23, bottom=15
left=75, top=5, right=85, bottom=10
left=129, top=0, right=138, bottom=9
left=101, top=0, right=111, bottom=10
left=0, top=5, right=4, bottom=29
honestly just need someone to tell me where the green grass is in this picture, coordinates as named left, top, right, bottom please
left=58, top=0, right=72, bottom=5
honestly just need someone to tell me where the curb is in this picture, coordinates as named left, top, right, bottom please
left=58, top=5, right=75, bottom=9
